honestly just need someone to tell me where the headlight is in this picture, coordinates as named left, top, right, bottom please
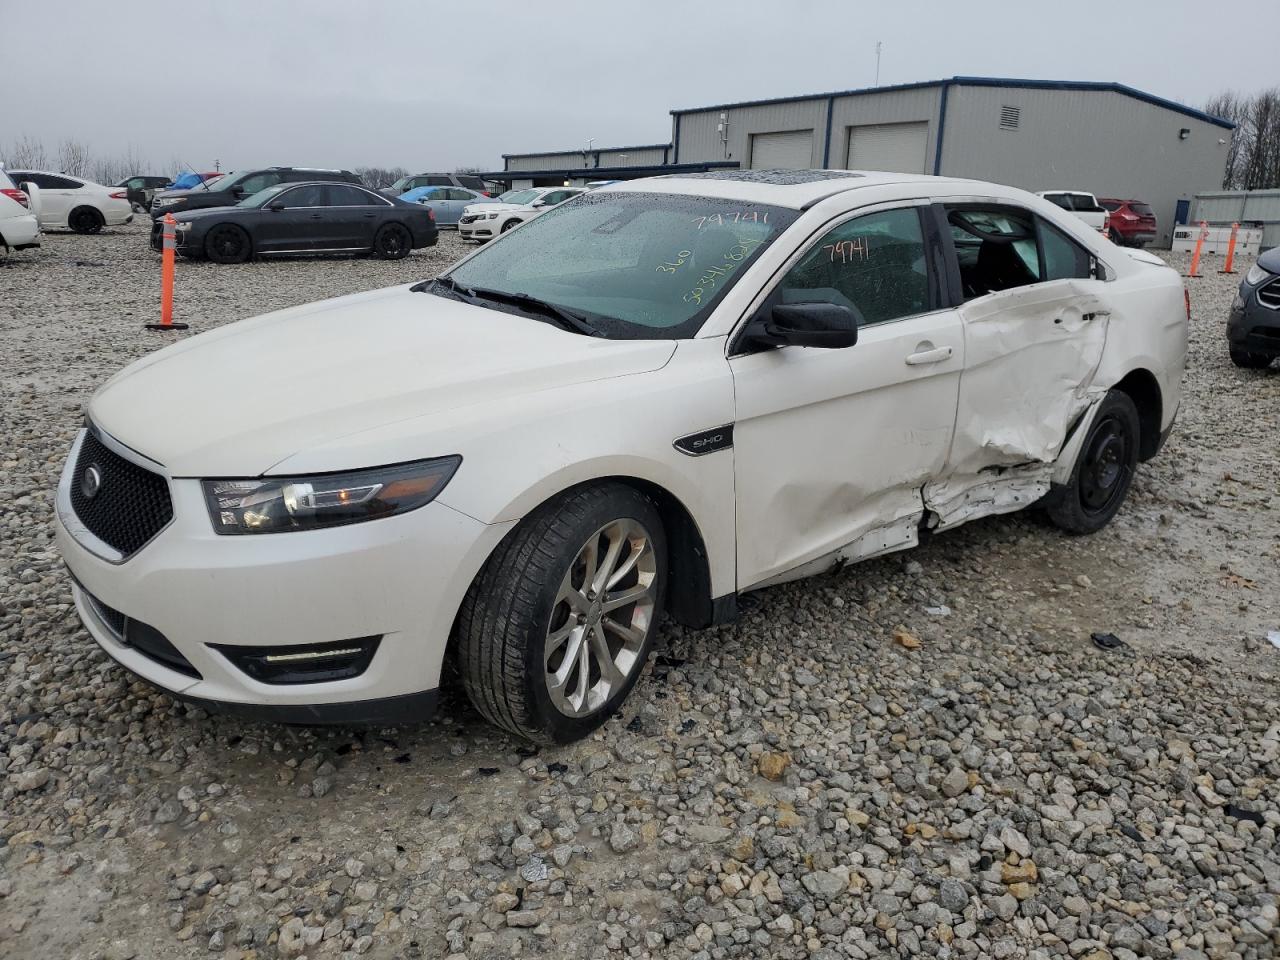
left=174, top=221, right=192, bottom=231
left=1245, top=264, right=1272, bottom=286
left=202, top=457, right=460, bottom=535
left=157, top=196, right=180, bottom=206
left=486, top=212, right=499, bottom=220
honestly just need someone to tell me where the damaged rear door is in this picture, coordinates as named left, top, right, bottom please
left=926, top=204, right=1112, bottom=528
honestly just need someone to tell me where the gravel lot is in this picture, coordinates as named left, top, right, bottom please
left=1, top=223, right=1277, bottom=960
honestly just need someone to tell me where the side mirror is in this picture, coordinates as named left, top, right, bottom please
left=268, top=201, right=285, bottom=212
left=531, top=199, right=547, bottom=208
left=744, top=302, right=860, bottom=350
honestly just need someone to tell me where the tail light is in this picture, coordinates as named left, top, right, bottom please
left=109, top=190, right=128, bottom=200
left=426, top=208, right=435, bottom=220
left=1, top=188, right=29, bottom=209
left=1103, top=212, right=1111, bottom=236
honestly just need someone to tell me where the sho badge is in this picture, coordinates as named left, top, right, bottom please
left=81, top=464, right=104, bottom=500
left=674, top=425, right=734, bottom=457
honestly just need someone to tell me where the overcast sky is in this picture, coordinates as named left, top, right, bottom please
left=5, top=0, right=1274, bottom=176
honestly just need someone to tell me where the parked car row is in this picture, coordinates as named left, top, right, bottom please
left=1038, top=189, right=1159, bottom=248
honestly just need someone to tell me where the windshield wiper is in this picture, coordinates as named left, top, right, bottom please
left=413, top=275, right=480, bottom=301
left=469, top=288, right=604, bottom=337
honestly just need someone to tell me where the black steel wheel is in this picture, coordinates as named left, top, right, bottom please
left=1046, top=390, right=1140, bottom=535
left=373, top=223, right=411, bottom=260
left=69, top=207, right=104, bottom=234
left=204, top=224, right=251, bottom=264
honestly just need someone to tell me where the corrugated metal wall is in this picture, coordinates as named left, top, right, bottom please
left=1192, top=190, right=1280, bottom=249
left=939, top=87, right=1230, bottom=246
left=504, top=152, right=584, bottom=172
left=830, top=87, right=942, bottom=169
left=596, top=146, right=666, bottom=167
left=676, top=100, right=829, bottom=167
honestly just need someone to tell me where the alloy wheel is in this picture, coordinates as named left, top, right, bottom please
left=544, top=518, right=657, bottom=718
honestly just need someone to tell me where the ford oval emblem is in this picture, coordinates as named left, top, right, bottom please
left=81, top=464, right=103, bottom=500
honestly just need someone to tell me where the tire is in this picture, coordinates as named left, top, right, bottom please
left=1046, top=390, right=1140, bottom=535
left=500, top=219, right=520, bottom=233
left=69, top=206, right=104, bottom=234
left=373, top=223, right=411, bottom=260
left=456, top=483, right=667, bottom=743
left=204, top=224, right=251, bottom=264
left=1229, top=345, right=1273, bottom=369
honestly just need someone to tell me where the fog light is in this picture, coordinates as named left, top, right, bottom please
left=212, top=636, right=381, bottom=684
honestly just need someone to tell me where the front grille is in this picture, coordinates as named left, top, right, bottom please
left=70, top=430, right=173, bottom=558
left=460, top=214, right=478, bottom=224
left=1258, top=278, right=1280, bottom=309
left=81, top=588, right=202, bottom=679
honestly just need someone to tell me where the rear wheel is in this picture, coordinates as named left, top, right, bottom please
left=204, top=224, right=251, bottom=264
left=69, top=206, right=104, bottom=234
left=1046, top=390, right=1140, bottom=535
left=1229, top=345, right=1274, bottom=369
left=373, top=223, right=411, bottom=259
left=456, top=483, right=667, bottom=743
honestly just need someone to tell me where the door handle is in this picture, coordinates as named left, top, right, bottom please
left=309, top=214, right=323, bottom=219
left=905, top=346, right=953, bottom=365
left=362, top=213, right=376, bottom=218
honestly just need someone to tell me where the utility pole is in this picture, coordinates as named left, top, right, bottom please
left=875, top=41, right=883, bottom=87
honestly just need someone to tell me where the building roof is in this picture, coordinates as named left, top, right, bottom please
left=670, top=76, right=1234, bottom=130
left=501, top=142, right=670, bottom=160
left=480, top=160, right=738, bottom=181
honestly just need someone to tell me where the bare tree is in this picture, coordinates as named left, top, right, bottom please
left=1206, top=87, right=1280, bottom=190
left=354, top=166, right=408, bottom=189
left=57, top=139, right=92, bottom=178
left=4, top=135, right=50, bottom=169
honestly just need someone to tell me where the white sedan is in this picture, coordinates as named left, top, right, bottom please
left=4, top=170, right=133, bottom=233
left=458, top=186, right=586, bottom=241
left=55, top=170, right=1186, bottom=741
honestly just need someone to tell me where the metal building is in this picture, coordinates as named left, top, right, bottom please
left=490, top=76, right=1233, bottom=247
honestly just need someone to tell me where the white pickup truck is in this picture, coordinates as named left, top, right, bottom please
left=1037, top=190, right=1110, bottom=235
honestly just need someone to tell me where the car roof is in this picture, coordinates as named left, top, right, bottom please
left=607, top=169, right=968, bottom=210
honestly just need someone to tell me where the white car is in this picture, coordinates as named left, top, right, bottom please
left=458, top=186, right=586, bottom=241
left=0, top=168, right=41, bottom=253
left=1037, top=190, right=1110, bottom=235
left=55, top=170, right=1186, bottom=742
left=5, top=170, right=133, bottom=233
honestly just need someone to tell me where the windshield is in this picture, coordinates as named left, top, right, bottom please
left=443, top=191, right=797, bottom=339
left=205, top=172, right=243, bottom=192
left=497, top=188, right=540, bottom=204
left=237, top=184, right=288, bottom=207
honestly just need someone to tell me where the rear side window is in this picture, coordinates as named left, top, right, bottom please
left=1038, top=219, right=1093, bottom=280
left=425, top=176, right=451, bottom=186
left=329, top=185, right=376, bottom=205
left=778, top=207, right=930, bottom=326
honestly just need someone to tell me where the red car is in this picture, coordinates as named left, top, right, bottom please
left=1100, top=198, right=1157, bottom=248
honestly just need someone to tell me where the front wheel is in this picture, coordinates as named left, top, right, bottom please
left=204, top=224, right=251, bottom=263
left=456, top=484, right=667, bottom=743
left=1045, top=390, right=1140, bottom=535
left=1230, top=345, right=1273, bottom=369
left=500, top=219, right=520, bottom=234
left=373, top=223, right=411, bottom=259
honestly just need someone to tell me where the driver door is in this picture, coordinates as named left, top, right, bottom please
left=730, top=203, right=965, bottom=590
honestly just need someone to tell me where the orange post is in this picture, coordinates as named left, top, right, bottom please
left=1186, top=220, right=1208, bottom=279
left=1220, top=222, right=1239, bottom=274
left=145, top=213, right=189, bottom=331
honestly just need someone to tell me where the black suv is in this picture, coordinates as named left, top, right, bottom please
left=150, top=167, right=363, bottom=218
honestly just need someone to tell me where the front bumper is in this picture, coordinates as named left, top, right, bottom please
left=1228, top=290, right=1280, bottom=359
left=458, top=216, right=496, bottom=240
left=54, top=427, right=514, bottom=723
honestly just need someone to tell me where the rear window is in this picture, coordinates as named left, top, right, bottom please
left=1070, top=194, right=1104, bottom=213
left=458, top=176, right=485, bottom=191
left=1131, top=203, right=1154, bottom=217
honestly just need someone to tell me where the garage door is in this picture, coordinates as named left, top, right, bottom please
left=846, top=122, right=929, bottom=174
left=750, top=130, right=813, bottom=169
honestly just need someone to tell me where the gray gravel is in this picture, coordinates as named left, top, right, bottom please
left=1, top=224, right=1278, bottom=960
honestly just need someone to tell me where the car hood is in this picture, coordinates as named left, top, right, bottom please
left=88, top=286, right=676, bottom=477
left=1256, top=246, right=1280, bottom=276
left=465, top=202, right=529, bottom=214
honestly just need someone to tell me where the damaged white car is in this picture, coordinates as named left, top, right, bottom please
left=56, top=170, right=1186, bottom=743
